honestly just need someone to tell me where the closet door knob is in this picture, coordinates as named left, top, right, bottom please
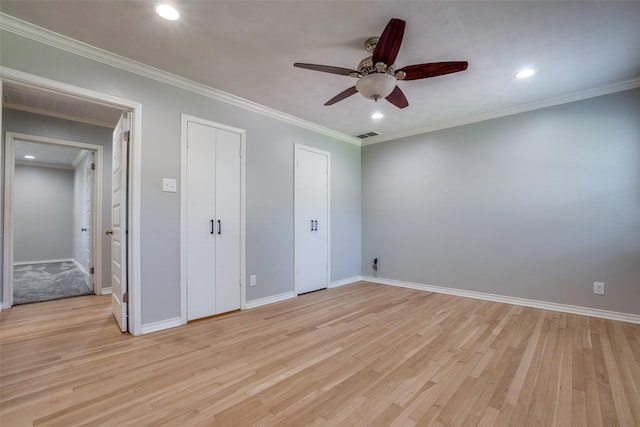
left=105, top=230, right=113, bottom=236
left=210, top=220, right=214, bottom=234
left=218, top=220, right=222, bottom=235
left=314, top=220, right=318, bottom=231
left=310, top=220, right=314, bottom=231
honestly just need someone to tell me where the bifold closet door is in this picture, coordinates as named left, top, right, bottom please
left=295, top=146, right=329, bottom=294
left=214, top=128, right=241, bottom=314
left=186, top=122, right=217, bottom=321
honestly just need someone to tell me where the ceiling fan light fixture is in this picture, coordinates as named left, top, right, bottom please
left=156, top=3, right=180, bottom=21
left=371, top=112, right=384, bottom=119
left=515, top=68, right=536, bottom=79
left=356, top=73, right=396, bottom=101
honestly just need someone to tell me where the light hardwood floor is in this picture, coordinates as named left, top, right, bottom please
left=1, top=281, right=639, bottom=426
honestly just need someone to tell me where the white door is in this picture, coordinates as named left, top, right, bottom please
left=294, top=145, right=329, bottom=294
left=214, top=128, right=241, bottom=314
left=186, top=121, right=217, bottom=321
left=84, top=153, right=94, bottom=291
left=185, top=121, right=242, bottom=320
left=111, top=112, right=130, bottom=332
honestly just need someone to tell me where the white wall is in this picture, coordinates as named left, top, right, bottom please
left=14, top=164, right=74, bottom=262
left=362, top=88, right=640, bottom=315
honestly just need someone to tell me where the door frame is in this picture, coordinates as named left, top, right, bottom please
left=3, top=132, right=104, bottom=303
left=1, top=67, right=143, bottom=335
left=293, top=143, right=331, bottom=295
left=179, top=114, right=247, bottom=324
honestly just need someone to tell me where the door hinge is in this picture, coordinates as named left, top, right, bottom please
left=90, top=267, right=95, bottom=274
left=124, top=130, right=130, bottom=143
left=123, top=292, right=129, bottom=303
left=91, top=163, right=95, bottom=170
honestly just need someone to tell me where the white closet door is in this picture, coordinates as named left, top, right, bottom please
left=312, top=152, right=329, bottom=288
left=214, top=128, right=241, bottom=313
left=186, top=122, right=217, bottom=321
left=295, top=146, right=329, bottom=294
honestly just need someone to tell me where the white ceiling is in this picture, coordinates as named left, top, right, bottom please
left=14, top=141, right=86, bottom=168
left=2, top=1, right=639, bottom=142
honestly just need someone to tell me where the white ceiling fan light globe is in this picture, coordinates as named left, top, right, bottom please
left=356, top=73, right=397, bottom=101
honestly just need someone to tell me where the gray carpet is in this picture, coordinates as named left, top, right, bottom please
left=13, top=261, right=93, bottom=305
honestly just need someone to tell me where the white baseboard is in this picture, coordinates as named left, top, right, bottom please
left=363, top=276, right=640, bottom=324
left=246, top=291, right=296, bottom=309
left=101, top=287, right=112, bottom=295
left=329, top=275, right=364, bottom=288
left=141, top=317, right=183, bottom=334
left=13, top=258, right=73, bottom=265
left=70, top=258, right=87, bottom=275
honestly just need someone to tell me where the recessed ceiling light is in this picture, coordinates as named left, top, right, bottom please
left=371, top=112, right=384, bottom=119
left=24, top=155, right=35, bottom=159
left=156, top=4, right=180, bottom=21
left=515, top=68, right=536, bottom=79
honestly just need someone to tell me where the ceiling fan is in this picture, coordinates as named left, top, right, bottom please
left=294, top=18, right=468, bottom=109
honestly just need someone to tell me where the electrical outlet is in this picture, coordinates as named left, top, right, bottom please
left=250, top=275, right=256, bottom=287
left=593, top=281, right=605, bottom=295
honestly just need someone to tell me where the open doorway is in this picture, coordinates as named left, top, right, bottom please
left=1, top=75, right=141, bottom=334
left=8, top=133, right=104, bottom=305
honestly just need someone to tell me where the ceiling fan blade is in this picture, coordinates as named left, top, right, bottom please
left=294, top=63, right=357, bottom=76
left=372, top=18, right=406, bottom=66
left=386, top=86, right=408, bottom=109
left=325, top=86, right=358, bottom=106
left=398, top=61, right=469, bottom=81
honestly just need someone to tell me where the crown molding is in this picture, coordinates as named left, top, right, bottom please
left=363, top=77, right=640, bottom=145
left=0, top=12, right=361, bottom=146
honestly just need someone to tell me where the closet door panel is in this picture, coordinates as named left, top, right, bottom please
left=313, top=153, right=329, bottom=288
left=214, top=129, right=242, bottom=313
left=295, top=147, right=329, bottom=294
left=186, top=122, right=217, bottom=320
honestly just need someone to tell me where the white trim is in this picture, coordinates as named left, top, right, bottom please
left=329, top=275, right=363, bottom=288
left=101, top=287, right=112, bottom=295
left=70, top=258, right=87, bottom=275
left=362, top=78, right=640, bottom=145
left=15, top=160, right=74, bottom=170
left=1, top=68, right=143, bottom=335
left=71, top=149, right=89, bottom=169
left=179, top=114, right=247, bottom=325
left=140, top=317, right=182, bottom=335
left=363, top=276, right=640, bottom=325
left=13, top=258, right=74, bottom=265
left=0, top=13, right=360, bottom=146
left=246, top=291, right=297, bottom=309
left=293, top=144, right=331, bottom=296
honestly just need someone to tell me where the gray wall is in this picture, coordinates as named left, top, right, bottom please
left=1, top=109, right=113, bottom=294
left=1, top=30, right=362, bottom=323
left=362, top=89, right=640, bottom=315
left=14, top=165, right=74, bottom=262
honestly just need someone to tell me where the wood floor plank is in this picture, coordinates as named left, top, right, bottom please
left=1, top=282, right=639, bottom=426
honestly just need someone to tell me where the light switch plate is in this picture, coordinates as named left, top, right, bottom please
left=162, top=178, right=177, bottom=193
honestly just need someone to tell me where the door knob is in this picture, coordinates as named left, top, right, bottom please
left=105, top=230, right=113, bottom=235
left=81, top=227, right=87, bottom=232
